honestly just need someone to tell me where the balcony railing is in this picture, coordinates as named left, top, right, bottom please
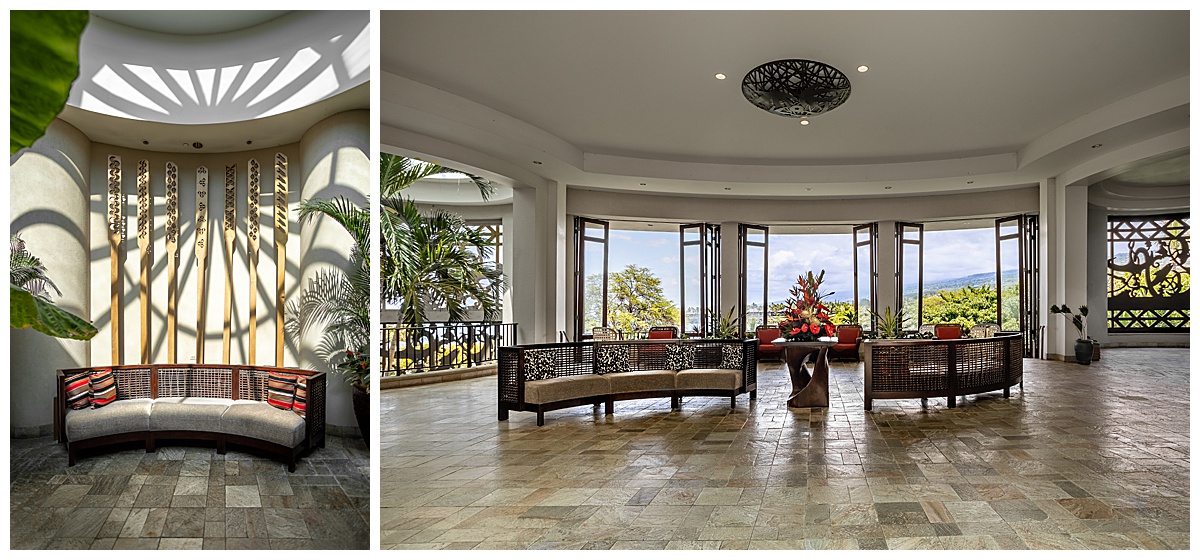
left=380, top=322, right=517, bottom=376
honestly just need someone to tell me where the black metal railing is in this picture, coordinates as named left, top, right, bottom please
left=380, top=322, right=517, bottom=376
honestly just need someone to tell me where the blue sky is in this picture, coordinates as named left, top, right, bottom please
left=605, top=227, right=1006, bottom=307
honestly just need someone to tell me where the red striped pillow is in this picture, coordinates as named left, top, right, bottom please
left=89, top=369, right=117, bottom=408
left=64, top=371, right=92, bottom=410
left=292, top=376, right=307, bottom=417
left=266, top=372, right=298, bottom=411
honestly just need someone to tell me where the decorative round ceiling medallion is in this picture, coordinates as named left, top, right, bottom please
left=742, top=59, right=852, bottom=118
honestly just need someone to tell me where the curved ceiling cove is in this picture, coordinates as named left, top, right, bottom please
left=73, top=11, right=370, bottom=126
left=381, top=11, right=1189, bottom=198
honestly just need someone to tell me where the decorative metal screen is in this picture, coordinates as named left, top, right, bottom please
left=1107, top=214, right=1190, bottom=332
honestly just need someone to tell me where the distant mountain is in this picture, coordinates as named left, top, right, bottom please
left=908, top=269, right=1019, bottom=297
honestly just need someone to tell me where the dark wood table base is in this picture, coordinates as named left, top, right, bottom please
left=784, top=344, right=831, bottom=408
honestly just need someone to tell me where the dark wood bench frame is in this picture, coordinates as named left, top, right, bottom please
left=864, top=334, right=1023, bottom=410
left=498, top=339, right=757, bottom=426
left=55, top=364, right=326, bottom=472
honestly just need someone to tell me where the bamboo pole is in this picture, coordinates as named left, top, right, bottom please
left=222, top=165, right=237, bottom=364
left=137, top=159, right=152, bottom=364
left=247, top=159, right=260, bottom=365
left=165, top=162, right=179, bottom=362
left=274, top=153, right=288, bottom=366
left=107, top=155, right=123, bottom=365
left=195, top=167, right=209, bottom=363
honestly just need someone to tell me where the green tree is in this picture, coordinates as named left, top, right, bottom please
left=604, top=265, right=679, bottom=336
left=9, top=233, right=96, bottom=340
left=921, top=284, right=997, bottom=329
left=379, top=153, right=506, bottom=324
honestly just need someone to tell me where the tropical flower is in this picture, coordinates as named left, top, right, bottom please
left=779, top=270, right=836, bottom=342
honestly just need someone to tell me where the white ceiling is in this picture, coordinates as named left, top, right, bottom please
left=92, top=11, right=291, bottom=35
left=381, top=10, right=1190, bottom=197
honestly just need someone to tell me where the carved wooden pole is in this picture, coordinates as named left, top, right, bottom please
left=137, top=159, right=152, bottom=364
left=222, top=165, right=237, bottom=364
left=274, top=153, right=288, bottom=366
left=107, top=155, right=123, bottom=365
left=165, top=162, right=179, bottom=362
left=247, top=159, right=260, bottom=364
left=195, top=167, right=209, bottom=363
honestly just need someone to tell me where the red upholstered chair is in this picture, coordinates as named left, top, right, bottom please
left=934, top=323, right=963, bottom=339
left=647, top=326, right=678, bottom=339
left=755, top=325, right=784, bottom=361
left=829, top=325, right=862, bottom=361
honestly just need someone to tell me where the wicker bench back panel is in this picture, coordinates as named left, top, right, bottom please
left=114, top=368, right=152, bottom=400
left=955, top=342, right=1005, bottom=389
left=1007, top=338, right=1023, bottom=383
left=238, top=369, right=272, bottom=402
left=157, top=367, right=234, bottom=398
left=498, top=347, right=521, bottom=407
left=871, top=344, right=948, bottom=392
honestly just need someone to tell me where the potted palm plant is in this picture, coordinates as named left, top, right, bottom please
left=1049, top=304, right=1092, bottom=365
left=286, top=197, right=371, bottom=443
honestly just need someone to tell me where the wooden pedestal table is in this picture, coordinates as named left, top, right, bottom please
left=775, top=338, right=835, bottom=408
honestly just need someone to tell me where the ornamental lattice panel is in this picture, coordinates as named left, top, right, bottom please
left=1107, top=214, right=1190, bottom=332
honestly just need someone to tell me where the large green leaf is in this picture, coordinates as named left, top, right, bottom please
left=10, top=10, right=90, bottom=155
left=10, top=284, right=97, bottom=340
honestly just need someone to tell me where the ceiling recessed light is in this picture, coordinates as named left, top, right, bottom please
left=639, top=183, right=647, bottom=186
left=192, top=142, right=203, bottom=149
left=532, top=160, right=543, bottom=165
left=1091, top=144, right=1103, bottom=149
left=967, top=181, right=974, bottom=184
left=857, top=65, right=869, bottom=73
left=884, top=186, right=892, bottom=189
left=724, top=187, right=732, bottom=191
left=246, top=140, right=253, bottom=145
left=142, top=140, right=149, bottom=145
left=806, top=188, right=812, bottom=192
left=800, top=118, right=810, bottom=125
left=714, top=73, right=726, bottom=80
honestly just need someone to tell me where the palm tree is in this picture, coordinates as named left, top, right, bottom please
left=9, top=233, right=97, bottom=340
left=379, top=153, right=506, bottom=324
left=285, top=198, right=370, bottom=388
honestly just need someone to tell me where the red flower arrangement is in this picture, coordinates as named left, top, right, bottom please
left=779, top=270, right=836, bottom=342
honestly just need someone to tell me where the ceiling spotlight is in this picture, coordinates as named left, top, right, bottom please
left=724, top=187, right=732, bottom=191
left=967, top=180, right=974, bottom=184
left=800, top=118, right=810, bottom=125
left=246, top=140, right=253, bottom=145
left=715, top=73, right=726, bottom=80
left=806, top=188, right=812, bottom=191
left=857, top=65, right=869, bottom=73
left=1091, top=144, right=1103, bottom=149
left=532, top=160, right=543, bottom=165
left=639, top=183, right=647, bottom=186
left=884, top=186, right=892, bottom=189
left=192, top=142, right=203, bottom=149
left=142, top=140, right=149, bottom=145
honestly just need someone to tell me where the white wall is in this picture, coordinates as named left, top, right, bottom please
left=9, top=120, right=93, bottom=436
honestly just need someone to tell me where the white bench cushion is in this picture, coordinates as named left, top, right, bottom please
left=150, top=397, right=232, bottom=432
left=65, top=398, right=153, bottom=441
left=675, top=368, right=742, bottom=391
left=220, top=401, right=305, bottom=448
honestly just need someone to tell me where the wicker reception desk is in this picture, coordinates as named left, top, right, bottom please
left=863, top=334, right=1023, bottom=410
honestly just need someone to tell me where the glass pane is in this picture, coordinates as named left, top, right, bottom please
left=581, top=239, right=605, bottom=332
left=744, top=243, right=766, bottom=330
left=855, top=243, right=872, bottom=328
left=901, top=241, right=921, bottom=329
left=682, top=243, right=701, bottom=334
left=998, top=236, right=1020, bottom=330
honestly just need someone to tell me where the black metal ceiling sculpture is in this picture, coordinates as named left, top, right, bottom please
left=742, top=59, right=851, bottom=118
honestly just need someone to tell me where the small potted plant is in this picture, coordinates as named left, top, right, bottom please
left=1049, top=304, right=1092, bottom=365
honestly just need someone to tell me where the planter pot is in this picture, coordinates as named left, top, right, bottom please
left=351, top=383, right=369, bottom=446
left=1074, top=339, right=1094, bottom=365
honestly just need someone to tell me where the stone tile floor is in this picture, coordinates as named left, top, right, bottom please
left=381, top=348, right=1189, bottom=550
left=10, top=433, right=369, bottom=549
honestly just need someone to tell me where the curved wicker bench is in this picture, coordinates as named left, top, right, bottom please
left=863, top=334, right=1023, bottom=410
left=55, top=364, right=326, bottom=472
left=498, top=339, right=757, bottom=426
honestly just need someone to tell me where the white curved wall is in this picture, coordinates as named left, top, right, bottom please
left=9, top=120, right=93, bottom=436
left=297, top=109, right=370, bottom=432
left=72, top=11, right=369, bottom=124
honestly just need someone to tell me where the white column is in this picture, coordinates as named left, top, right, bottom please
left=501, top=209, right=515, bottom=325
left=1040, top=177, right=1089, bottom=360
left=296, top=109, right=369, bottom=432
left=509, top=181, right=568, bottom=344
left=9, top=119, right=92, bottom=436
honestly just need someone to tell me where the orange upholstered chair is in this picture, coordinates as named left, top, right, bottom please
left=647, top=326, right=678, bottom=339
left=755, top=325, right=784, bottom=361
left=934, top=323, right=963, bottom=339
left=829, top=325, right=862, bottom=361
